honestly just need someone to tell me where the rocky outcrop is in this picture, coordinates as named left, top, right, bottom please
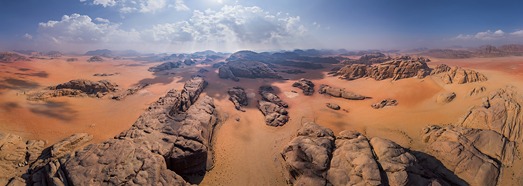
left=283, top=123, right=449, bottom=186
left=458, top=87, right=523, bottom=143
left=148, top=61, right=182, bottom=72
left=469, top=86, right=487, bottom=96
left=183, top=59, right=196, bottom=66
left=87, top=56, right=104, bottom=62
left=111, top=83, right=150, bottom=100
left=93, top=72, right=119, bottom=76
left=292, top=78, right=315, bottom=96
left=421, top=125, right=516, bottom=186
left=0, top=133, right=44, bottom=185
left=47, top=77, right=218, bottom=185
left=28, top=79, right=118, bottom=100
left=432, top=65, right=488, bottom=84
left=212, top=62, right=225, bottom=68
left=257, top=86, right=289, bottom=126
left=228, top=87, right=248, bottom=111
left=371, top=99, right=398, bottom=109
left=436, top=92, right=456, bottom=104
left=326, top=103, right=340, bottom=110
left=318, top=84, right=368, bottom=100
left=335, top=56, right=432, bottom=81
left=218, top=61, right=281, bottom=81
left=282, top=122, right=335, bottom=185
left=0, top=52, right=30, bottom=63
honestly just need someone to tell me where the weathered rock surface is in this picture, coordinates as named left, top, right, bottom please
left=326, top=103, right=340, bottom=110
left=458, top=87, right=523, bottom=142
left=148, top=61, right=182, bottom=72
left=318, top=84, right=368, bottom=100
left=228, top=87, right=248, bottom=111
left=218, top=61, right=281, bottom=81
left=335, top=56, right=432, bottom=81
left=432, top=65, right=488, bottom=84
left=469, top=86, right=487, bottom=96
left=0, top=133, right=41, bottom=185
left=111, top=83, right=150, bottom=100
left=59, top=77, right=217, bottom=185
left=87, top=56, right=104, bottom=62
left=283, top=123, right=449, bottom=186
left=28, top=79, right=119, bottom=100
left=436, top=92, right=456, bottom=104
left=282, top=122, right=335, bottom=185
left=371, top=99, right=398, bottom=109
left=421, top=125, right=515, bottom=186
left=292, top=78, right=315, bottom=96
left=257, top=86, right=289, bottom=126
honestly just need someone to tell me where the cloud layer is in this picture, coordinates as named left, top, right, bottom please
left=81, top=0, right=188, bottom=13
left=454, top=29, right=523, bottom=41
left=33, top=5, right=309, bottom=52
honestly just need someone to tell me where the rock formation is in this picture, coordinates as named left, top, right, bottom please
left=283, top=122, right=449, bottom=186
left=292, top=78, right=315, bottom=96
left=212, top=62, right=225, bottom=68
left=228, top=87, right=248, bottom=111
left=469, top=86, right=486, bottom=96
left=218, top=61, right=282, bottom=81
left=25, top=76, right=218, bottom=185
left=148, top=61, right=182, bottom=72
left=111, top=83, right=150, bottom=100
left=335, top=56, right=432, bottom=81
left=183, top=59, right=196, bottom=66
left=421, top=125, right=516, bottom=186
left=257, top=86, right=289, bottom=126
left=279, top=69, right=306, bottom=74
left=458, top=87, right=523, bottom=143
left=326, top=103, right=340, bottom=110
left=436, top=92, right=456, bottom=104
left=318, top=84, right=368, bottom=100
left=28, top=79, right=118, bottom=100
left=371, top=99, right=398, bottom=109
left=282, top=122, right=335, bottom=185
left=0, top=133, right=44, bottom=185
left=0, top=52, right=30, bottom=63
left=432, top=64, right=488, bottom=84
left=87, top=56, right=104, bottom=62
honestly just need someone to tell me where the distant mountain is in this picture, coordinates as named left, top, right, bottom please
left=422, top=44, right=523, bottom=59
left=85, top=49, right=141, bottom=57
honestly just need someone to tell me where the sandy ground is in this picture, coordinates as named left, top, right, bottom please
left=1, top=55, right=523, bottom=185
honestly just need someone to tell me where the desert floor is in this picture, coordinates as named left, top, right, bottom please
left=1, top=56, right=523, bottom=185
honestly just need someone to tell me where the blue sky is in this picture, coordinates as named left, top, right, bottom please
left=1, top=0, right=523, bottom=53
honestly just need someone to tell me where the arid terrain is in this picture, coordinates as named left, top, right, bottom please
left=1, top=50, right=523, bottom=185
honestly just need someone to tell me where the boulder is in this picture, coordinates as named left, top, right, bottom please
left=318, top=84, right=368, bottom=100
left=436, top=92, right=456, bottom=104
left=228, top=87, right=248, bottom=111
left=371, top=99, right=398, bottom=109
left=326, top=103, right=340, bottom=110
left=292, top=78, right=315, bottom=96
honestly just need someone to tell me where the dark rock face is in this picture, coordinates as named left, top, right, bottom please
left=436, top=92, right=456, bottom=104
left=87, top=56, right=104, bottom=62
left=292, top=78, right=315, bottom=96
left=283, top=122, right=449, bottom=186
left=336, top=56, right=432, bottom=81
left=218, top=61, right=281, bottom=81
left=0, top=52, right=30, bottom=63
left=326, top=103, right=340, bottom=110
left=184, top=59, right=196, bottom=66
left=318, top=84, right=368, bottom=100
left=212, top=62, right=225, bottom=68
left=228, top=87, right=248, bottom=111
left=371, top=99, right=398, bottom=109
left=111, top=83, right=150, bottom=100
left=279, top=69, right=306, bottom=74
left=198, top=68, right=209, bottom=73
left=257, top=86, right=289, bottom=126
left=148, top=61, right=182, bottom=72
left=421, top=125, right=515, bottom=186
left=57, top=77, right=217, bottom=185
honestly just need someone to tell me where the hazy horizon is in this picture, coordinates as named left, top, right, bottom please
left=2, top=0, right=523, bottom=53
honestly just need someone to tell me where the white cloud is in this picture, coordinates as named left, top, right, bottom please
left=174, top=0, right=189, bottom=11
left=23, top=33, right=33, bottom=40
left=511, top=30, right=523, bottom=37
left=32, top=6, right=309, bottom=52
left=454, top=29, right=506, bottom=40
left=81, top=0, right=187, bottom=13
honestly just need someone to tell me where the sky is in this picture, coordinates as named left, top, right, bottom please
left=1, top=0, right=523, bottom=53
